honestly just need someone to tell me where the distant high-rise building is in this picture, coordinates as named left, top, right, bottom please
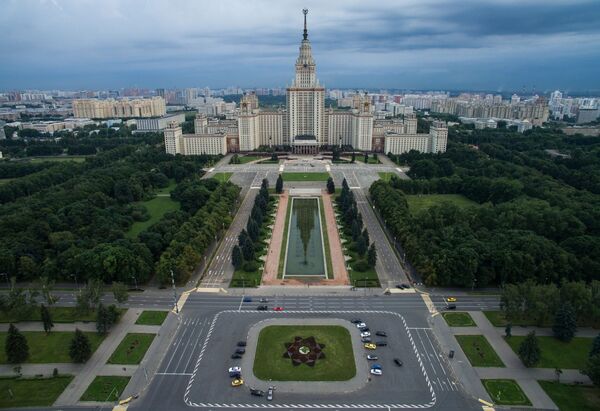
left=72, top=97, right=166, bottom=119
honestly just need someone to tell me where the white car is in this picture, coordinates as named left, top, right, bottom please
left=355, top=322, right=367, bottom=329
left=228, top=366, right=241, bottom=373
left=360, top=331, right=371, bottom=338
left=366, top=354, right=378, bottom=360
left=370, top=368, right=382, bottom=376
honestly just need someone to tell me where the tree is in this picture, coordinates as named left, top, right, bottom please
left=69, top=329, right=92, bottom=363
left=326, top=177, right=335, bottom=194
left=96, top=303, right=109, bottom=335
left=232, top=245, right=243, bottom=270
left=351, top=152, right=355, bottom=163
left=505, top=323, right=512, bottom=338
left=275, top=174, right=283, bottom=194
left=271, top=152, right=278, bottom=162
left=40, top=304, right=53, bottom=334
left=351, top=220, right=362, bottom=241
left=364, top=152, right=369, bottom=163
left=367, top=243, right=377, bottom=267
left=362, top=228, right=370, bottom=245
left=518, top=331, right=541, bottom=367
left=111, top=282, right=129, bottom=304
left=5, top=324, right=29, bottom=364
left=242, top=240, right=255, bottom=261
left=590, top=333, right=600, bottom=358
left=356, top=236, right=368, bottom=257
left=582, top=354, right=600, bottom=386
left=553, top=302, right=577, bottom=342
left=37, top=276, right=58, bottom=305
left=247, top=219, right=260, bottom=242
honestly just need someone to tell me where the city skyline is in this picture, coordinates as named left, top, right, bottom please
left=1, top=0, right=600, bottom=92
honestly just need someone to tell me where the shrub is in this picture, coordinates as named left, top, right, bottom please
left=353, top=260, right=370, bottom=272
left=243, top=261, right=259, bottom=272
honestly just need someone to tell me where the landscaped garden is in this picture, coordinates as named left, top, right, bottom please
left=0, top=376, right=74, bottom=408
left=126, top=195, right=180, bottom=238
left=482, top=379, right=531, bottom=406
left=135, top=310, right=168, bottom=326
left=212, top=172, right=233, bottom=183
left=504, top=336, right=593, bottom=369
left=253, top=325, right=356, bottom=381
left=107, top=333, right=156, bottom=365
left=442, top=312, right=476, bottom=327
left=281, top=172, right=330, bottom=182
left=538, top=380, right=600, bottom=411
left=80, top=376, right=131, bottom=402
left=455, top=335, right=505, bottom=367
left=378, top=172, right=395, bottom=182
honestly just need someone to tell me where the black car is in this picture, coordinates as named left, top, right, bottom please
left=447, top=304, right=457, bottom=310
left=401, top=283, right=410, bottom=289
left=257, top=305, right=268, bottom=311
left=376, top=341, right=387, bottom=347
left=361, top=337, right=372, bottom=343
left=396, top=284, right=405, bottom=289
left=237, top=341, right=247, bottom=347
left=231, top=353, right=242, bottom=359
left=359, top=327, right=370, bottom=332
left=351, top=319, right=362, bottom=324
left=394, top=358, right=403, bottom=367
left=230, top=371, right=241, bottom=378
left=250, top=389, right=265, bottom=397
left=235, top=348, right=246, bottom=354
left=375, top=331, right=387, bottom=337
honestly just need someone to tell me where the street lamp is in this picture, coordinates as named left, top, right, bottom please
left=170, top=270, right=179, bottom=314
left=131, top=275, right=138, bottom=291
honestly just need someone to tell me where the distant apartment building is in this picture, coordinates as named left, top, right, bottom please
left=577, top=107, right=600, bottom=124
left=73, top=97, right=166, bottom=119
left=135, top=113, right=186, bottom=132
left=431, top=98, right=548, bottom=126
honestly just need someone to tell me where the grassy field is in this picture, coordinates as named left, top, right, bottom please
left=406, top=194, right=477, bottom=214
left=484, top=310, right=600, bottom=328
left=234, top=155, right=263, bottom=164
left=354, top=156, right=380, bottom=164
left=282, top=172, right=330, bottom=182
left=212, top=172, right=233, bottom=183
left=538, top=381, right=600, bottom=411
left=0, top=376, right=74, bottom=408
left=378, top=172, right=395, bottom=182
left=253, top=325, right=356, bottom=381
left=80, top=376, right=131, bottom=402
left=442, top=312, right=476, bottom=327
left=108, top=333, right=156, bottom=365
left=0, top=306, right=125, bottom=323
left=0, top=331, right=105, bottom=363
left=319, top=197, right=334, bottom=280
left=504, top=336, right=592, bottom=369
left=126, top=195, right=181, bottom=238
left=482, top=379, right=531, bottom=406
left=155, top=179, right=177, bottom=195
left=135, top=311, right=168, bottom=326
left=455, top=335, right=505, bottom=367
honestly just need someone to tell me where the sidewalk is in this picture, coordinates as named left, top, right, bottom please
left=0, top=322, right=96, bottom=332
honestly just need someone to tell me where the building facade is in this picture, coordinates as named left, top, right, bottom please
left=73, top=97, right=166, bottom=119
left=135, top=113, right=186, bottom=132
left=165, top=10, right=447, bottom=156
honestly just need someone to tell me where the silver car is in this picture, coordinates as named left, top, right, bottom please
left=267, top=386, right=274, bottom=401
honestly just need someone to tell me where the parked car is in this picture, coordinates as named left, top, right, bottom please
left=243, top=297, right=253, bottom=302
left=351, top=319, right=362, bottom=324
left=231, top=353, right=242, bottom=359
left=370, top=368, right=382, bottom=376
left=364, top=343, right=377, bottom=350
left=267, top=386, right=274, bottom=401
left=366, top=354, right=378, bottom=360
left=235, top=348, right=246, bottom=354
left=257, top=305, right=268, bottom=311
left=355, top=322, right=367, bottom=329
left=394, top=358, right=403, bottom=367
left=361, top=337, right=372, bottom=343
left=250, top=389, right=265, bottom=397
left=447, top=304, right=457, bottom=310
left=401, top=283, right=410, bottom=289
left=360, top=331, right=371, bottom=338
left=396, top=284, right=405, bottom=289
left=237, top=341, right=247, bottom=347
left=375, top=331, right=387, bottom=337
left=273, top=306, right=284, bottom=311
left=230, top=371, right=241, bottom=379
left=359, top=327, right=370, bottom=333
left=228, top=366, right=241, bottom=373
left=228, top=366, right=241, bottom=377
left=371, top=363, right=382, bottom=370
left=231, top=378, right=244, bottom=387
left=446, top=297, right=457, bottom=302
left=376, top=341, right=387, bottom=347
left=259, top=298, right=268, bottom=303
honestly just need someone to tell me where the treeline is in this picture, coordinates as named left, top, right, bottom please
left=0, top=145, right=220, bottom=284
left=156, top=181, right=239, bottom=284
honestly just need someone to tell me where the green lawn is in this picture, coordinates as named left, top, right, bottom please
left=354, top=156, right=380, bottom=164
left=538, top=381, right=600, bottom=411
left=482, top=379, right=531, bottom=406
left=236, top=155, right=263, bottom=164
left=0, top=331, right=105, bottom=363
left=504, top=336, right=592, bottom=369
left=337, top=224, right=379, bottom=287
left=212, top=172, right=233, bottom=183
left=253, top=325, right=356, bottom=381
left=126, top=195, right=181, bottom=238
left=80, top=376, right=131, bottom=402
left=155, top=179, right=177, bottom=195
left=135, top=310, right=168, bottom=326
left=406, top=194, right=477, bottom=214
left=443, top=312, right=476, bottom=327
left=378, top=172, right=395, bottom=182
left=455, top=335, right=505, bottom=367
left=0, top=376, right=74, bottom=408
left=108, top=333, right=156, bottom=365
left=484, top=310, right=600, bottom=328
left=282, top=172, right=330, bottom=182
left=0, top=306, right=125, bottom=323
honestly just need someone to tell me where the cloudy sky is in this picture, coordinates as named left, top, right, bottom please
left=1, top=0, right=600, bottom=92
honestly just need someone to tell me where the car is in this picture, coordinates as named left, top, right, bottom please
left=243, top=297, right=253, bottom=302
left=364, top=343, right=377, bottom=350
left=394, top=358, right=403, bottom=367
left=447, top=297, right=457, bottom=302
left=447, top=304, right=457, bottom=310
left=375, top=331, right=387, bottom=337
left=231, top=353, right=242, bottom=359
left=361, top=337, right=372, bottom=343
left=257, top=305, right=268, bottom=311
left=370, top=368, right=382, bottom=376
left=360, top=331, right=371, bottom=338
left=237, top=341, right=247, bottom=347
left=267, top=386, right=274, bottom=401
left=235, top=348, right=246, bottom=354
left=366, top=354, right=378, bottom=360
left=231, top=378, right=244, bottom=387
left=401, top=283, right=411, bottom=289
left=376, top=341, right=387, bottom=347
left=228, top=366, right=241, bottom=374
left=351, top=319, right=362, bottom=324
left=273, top=306, right=284, bottom=311
left=396, top=284, right=405, bottom=289
left=359, top=327, right=370, bottom=332
left=259, top=298, right=268, bottom=303
left=230, top=371, right=241, bottom=378
left=250, top=388, right=265, bottom=397
left=355, top=322, right=366, bottom=328
left=371, top=363, right=382, bottom=370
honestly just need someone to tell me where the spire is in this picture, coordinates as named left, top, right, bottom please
left=303, top=8, right=308, bottom=40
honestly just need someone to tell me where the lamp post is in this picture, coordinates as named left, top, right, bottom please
left=131, top=274, right=138, bottom=292
left=170, top=270, right=179, bottom=314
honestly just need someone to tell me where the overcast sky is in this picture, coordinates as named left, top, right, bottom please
left=2, top=0, right=600, bottom=92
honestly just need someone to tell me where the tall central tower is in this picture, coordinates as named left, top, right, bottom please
left=287, top=9, right=325, bottom=153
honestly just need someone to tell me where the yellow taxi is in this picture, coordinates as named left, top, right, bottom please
left=446, top=297, right=457, bottom=302
left=364, top=343, right=377, bottom=350
left=231, top=378, right=244, bottom=387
